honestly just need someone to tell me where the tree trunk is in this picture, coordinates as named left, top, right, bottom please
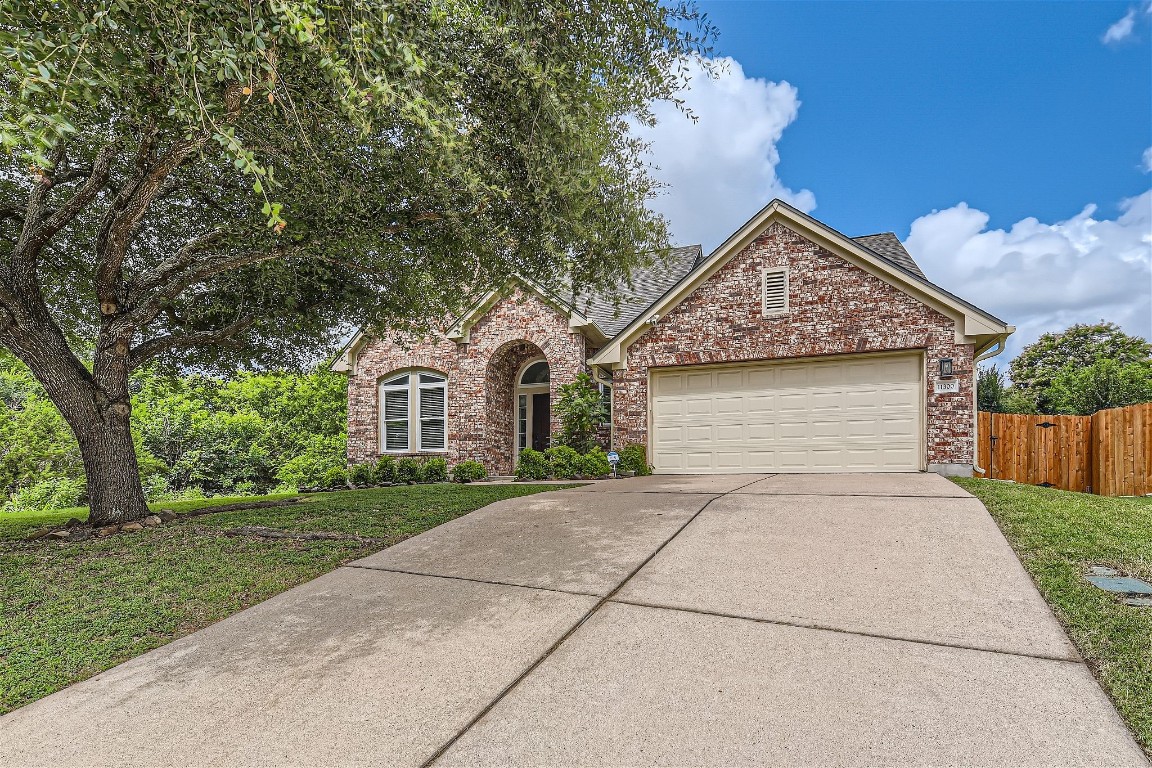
left=74, top=415, right=151, bottom=527
left=0, top=318, right=151, bottom=526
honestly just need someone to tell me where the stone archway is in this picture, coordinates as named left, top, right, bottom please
left=484, top=340, right=549, bottom=475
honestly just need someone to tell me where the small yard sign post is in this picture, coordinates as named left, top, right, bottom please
left=606, top=450, right=620, bottom=478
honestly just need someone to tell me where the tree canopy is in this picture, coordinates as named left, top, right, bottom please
left=0, top=0, right=712, bottom=523
left=1007, top=322, right=1152, bottom=413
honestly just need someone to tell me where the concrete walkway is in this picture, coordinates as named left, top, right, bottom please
left=2, top=474, right=1146, bottom=767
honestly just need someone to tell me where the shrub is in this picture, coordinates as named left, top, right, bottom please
left=348, top=462, right=375, bottom=486
left=395, top=457, right=421, bottom=484
left=273, top=434, right=346, bottom=488
left=421, top=457, right=449, bottom=483
left=579, top=447, right=612, bottom=477
left=554, top=372, right=608, bottom=453
left=617, top=444, right=651, bottom=476
left=2, top=477, right=86, bottom=514
left=544, top=445, right=582, bottom=479
left=515, top=448, right=549, bottom=480
left=374, top=455, right=396, bottom=484
left=321, top=466, right=348, bottom=489
left=452, top=461, right=487, bottom=483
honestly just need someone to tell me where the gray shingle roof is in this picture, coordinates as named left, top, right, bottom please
left=852, top=233, right=926, bottom=279
left=574, top=245, right=703, bottom=337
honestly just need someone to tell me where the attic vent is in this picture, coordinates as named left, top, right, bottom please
left=762, top=268, right=788, bottom=316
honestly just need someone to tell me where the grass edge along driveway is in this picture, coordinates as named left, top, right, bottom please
left=1, top=483, right=570, bottom=715
left=955, top=478, right=1151, bottom=757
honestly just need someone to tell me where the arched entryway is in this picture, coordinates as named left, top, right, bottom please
left=483, top=340, right=551, bottom=475
left=515, top=358, right=551, bottom=453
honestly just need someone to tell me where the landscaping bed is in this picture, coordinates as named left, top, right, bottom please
left=0, top=483, right=568, bottom=715
left=955, top=478, right=1152, bottom=755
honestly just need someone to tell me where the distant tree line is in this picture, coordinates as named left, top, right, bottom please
left=978, top=322, right=1152, bottom=416
left=0, top=351, right=346, bottom=512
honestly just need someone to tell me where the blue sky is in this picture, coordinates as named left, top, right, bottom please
left=635, top=0, right=1152, bottom=358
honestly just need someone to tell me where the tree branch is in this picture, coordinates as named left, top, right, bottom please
left=128, top=315, right=256, bottom=369
left=127, top=244, right=297, bottom=327
left=93, top=128, right=209, bottom=312
left=24, top=144, right=118, bottom=255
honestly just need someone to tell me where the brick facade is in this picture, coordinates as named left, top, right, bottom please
left=611, top=223, right=974, bottom=467
left=346, top=288, right=587, bottom=475
left=345, top=223, right=980, bottom=475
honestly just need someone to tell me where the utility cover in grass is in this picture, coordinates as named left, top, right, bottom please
left=1086, top=575, right=1152, bottom=595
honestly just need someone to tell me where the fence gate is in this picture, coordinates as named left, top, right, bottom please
left=979, top=412, right=1091, bottom=492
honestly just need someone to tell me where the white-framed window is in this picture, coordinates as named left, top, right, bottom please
left=762, top=267, right=789, bottom=316
left=378, top=370, right=447, bottom=452
left=598, top=382, right=612, bottom=425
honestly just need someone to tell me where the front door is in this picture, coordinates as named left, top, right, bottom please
left=531, top=392, right=551, bottom=451
left=515, top=358, right=551, bottom=461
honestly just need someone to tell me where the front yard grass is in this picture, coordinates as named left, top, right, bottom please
left=955, top=478, right=1152, bottom=755
left=0, top=483, right=569, bottom=715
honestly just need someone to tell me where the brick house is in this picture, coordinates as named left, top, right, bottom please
left=333, top=200, right=1013, bottom=476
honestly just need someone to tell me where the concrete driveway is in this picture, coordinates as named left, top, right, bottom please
left=2, top=474, right=1146, bottom=767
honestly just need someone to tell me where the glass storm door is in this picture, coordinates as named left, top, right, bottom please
left=516, top=359, right=551, bottom=458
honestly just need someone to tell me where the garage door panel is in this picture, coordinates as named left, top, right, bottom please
left=715, top=423, right=744, bottom=442
left=746, top=423, right=775, bottom=441
left=685, top=373, right=713, bottom=393
left=685, top=397, right=712, bottom=416
left=651, top=354, right=923, bottom=473
left=777, top=392, right=809, bottom=412
left=746, top=395, right=775, bottom=414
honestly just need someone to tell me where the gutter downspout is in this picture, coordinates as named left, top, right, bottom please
left=972, top=336, right=1007, bottom=476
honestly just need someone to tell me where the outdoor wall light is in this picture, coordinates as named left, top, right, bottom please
left=939, top=358, right=954, bottom=377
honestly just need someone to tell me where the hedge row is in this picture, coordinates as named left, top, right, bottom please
left=515, top=444, right=651, bottom=481
left=302, top=456, right=488, bottom=491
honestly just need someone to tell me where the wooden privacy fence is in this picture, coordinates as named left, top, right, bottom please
left=978, top=402, right=1152, bottom=496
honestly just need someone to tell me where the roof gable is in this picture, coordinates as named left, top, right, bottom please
left=589, top=199, right=1013, bottom=368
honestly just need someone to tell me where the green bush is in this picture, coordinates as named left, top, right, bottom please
left=320, top=466, right=348, bottom=489
left=452, top=461, right=487, bottom=483
left=579, top=447, right=612, bottom=477
left=374, top=455, right=396, bottom=484
left=273, top=434, right=346, bottom=488
left=348, top=462, right=375, bottom=486
left=554, top=372, right=608, bottom=453
left=544, top=446, right=582, bottom=479
left=421, top=457, right=449, bottom=483
left=395, top=457, right=421, bottom=484
left=515, top=448, right=549, bottom=480
left=618, top=444, right=651, bottom=476
left=2, top=477, right=86, bottom=514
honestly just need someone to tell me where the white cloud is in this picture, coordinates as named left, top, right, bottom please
left=1143, top=146, right=1152, bottom=172
left=633, top=57, right=815, bottom=251
left=905, top=191, right=1152, bottom=360
left=1102, top=2, right=1151, bottom=43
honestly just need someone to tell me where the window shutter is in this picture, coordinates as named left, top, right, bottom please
left=382, top=388, right=409, bottom=450
left=418, top=383, right=446, bottom=450
left=384, top=389, right=409, bottom=421
left=763, top=269, right=788, bottom=315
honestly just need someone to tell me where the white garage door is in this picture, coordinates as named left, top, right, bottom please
left=650, top=353, right=923, bottom=473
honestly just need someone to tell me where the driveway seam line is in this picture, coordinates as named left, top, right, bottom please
left=607, top=598, right=1084, bottom=665
left=729, top=492, right=974, bottom=498
left=342, top=564, right=600, bottom=598
left=419, top=487, right=733, bottom=768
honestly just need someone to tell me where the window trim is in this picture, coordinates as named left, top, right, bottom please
left=761, top=266, right=789, bottom=317
left=598, top=382, right=612, bottom=426
left=378, top=369, right=448, bottom=454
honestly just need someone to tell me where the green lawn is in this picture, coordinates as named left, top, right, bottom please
left=955, top=479, right=1152, bottom=755
left=0, top=483, right=569, bottom=715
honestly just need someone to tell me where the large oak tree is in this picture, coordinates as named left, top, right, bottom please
left=0, top=1, right=711, bottom=525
